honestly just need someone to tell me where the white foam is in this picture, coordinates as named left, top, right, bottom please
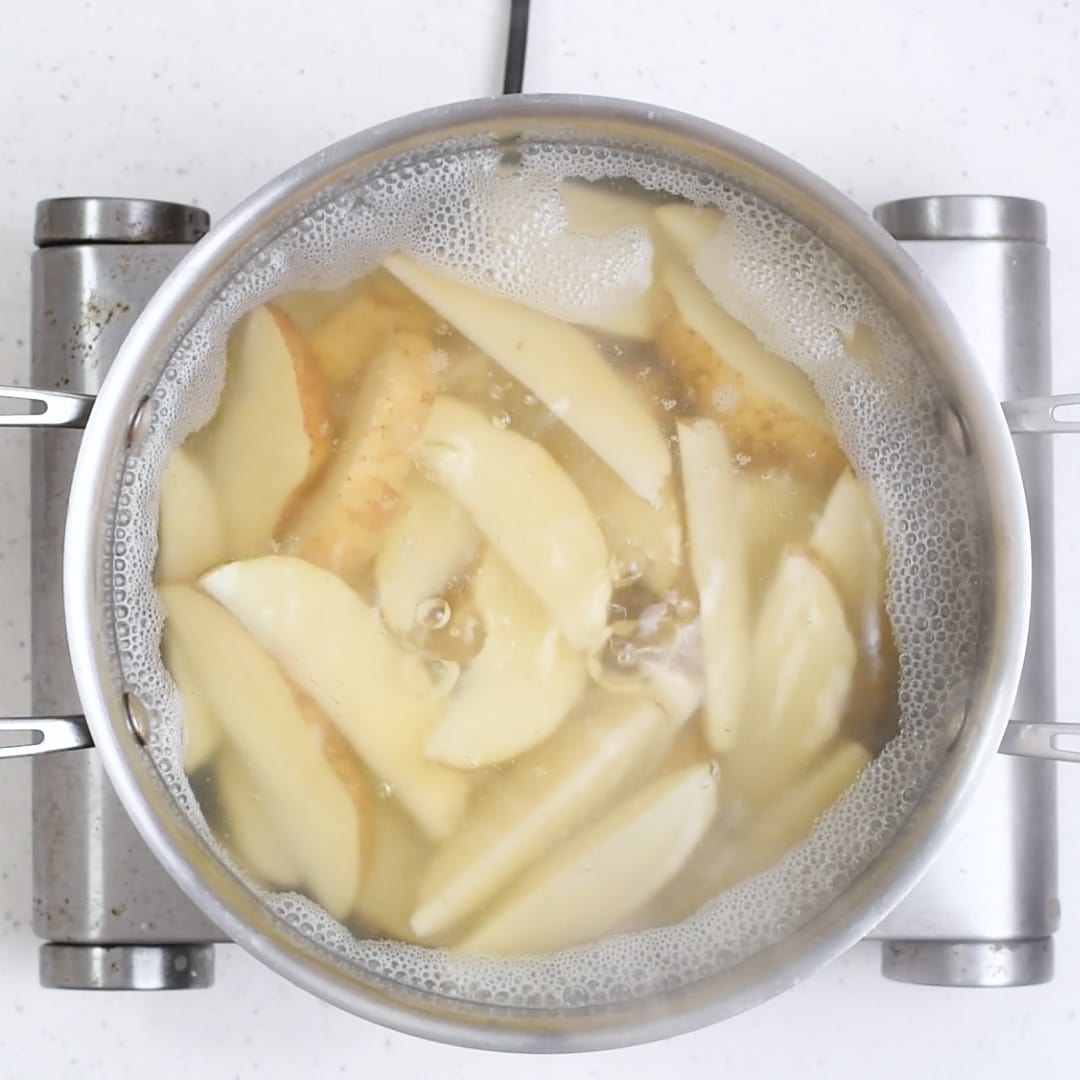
left=109, top=135, right=982, bottom=1010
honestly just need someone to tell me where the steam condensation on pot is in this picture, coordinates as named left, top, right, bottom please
left=108, top=135, right=982, bottom=1007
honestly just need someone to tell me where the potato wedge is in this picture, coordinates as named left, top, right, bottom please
left=196, top=304, right=330, bottom=559
left=810, top=469, right=886, bottom=628
left=735, top=467, right=823, bottom=608
left=810, top=470, right=898, bottom=750
left=545, top=428, right=683, bottom=593
left=281, top=331, right=435, bottom=584
left=558, top=181, right=660, bottom=340
left=412, top=695, right=668, bottom=939
left=433, top=339, right=491, bottom=400
left=426, top=550, right=586, bottom=768
left=656, top=720, right=713, bottom=777
left=199, top=556, right=469, bottom=840
left=458, top=762, right=719, bottom=955
left=562, top=180, right=659, bottom=237
left=215, top=751, right=300, bottom=889
left=158, top=584, right=360, bottom=918
left=156, top=445, right=227, bottom=584
left=272, top=286, right=352, bottom=338
left=373, top=473, right=481, bottom=639
left=654, top=202, right=725, bottom=263
left=298, top=695, right=373, bottom=859
left=653, top=739, right=868, bottom=923
left=385, top=253, right=672, bottom=504
left=354, top=800, right=432, bottom=943
left=727, top=549, right=858, bottom=807
left=307, top=271, right=438, bottom=385
left=415, top=396, right=611, bottom=652
left=678, top=419, right=750, bottom=753
left=658, top=263, right=845, bottom=480
left=727, top=740, right=870, bottom=883
left=160, top=622, right=221, bottom=773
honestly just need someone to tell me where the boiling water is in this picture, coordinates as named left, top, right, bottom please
left=110, top=135, right=981, bottom=1006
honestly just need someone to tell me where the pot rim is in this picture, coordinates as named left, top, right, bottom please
left=63, top=92, right=1032, bottom=1052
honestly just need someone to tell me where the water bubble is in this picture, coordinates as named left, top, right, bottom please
left=609, top=543, right=647, bottom=588
left=491, top=410, right=511, bottom=430
left=426, top=657, right=461, bottom=698
left=415, top=596, right=452, bottom=631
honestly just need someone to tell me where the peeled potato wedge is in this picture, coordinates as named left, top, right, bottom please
left=415, top=396, right=611, bottom=652
left=727, top=739, right=870, bottom=883
left=281, top=331, right=435, bottom=584
left=354, top=800, right=432, bottom=943
left=373, top=473, right=481, bottom=639
left=160, top=621, right=221, bottom=773
left=809, top=469, right=886, bottom=627
left=156, top=445, right=227, bottom=584
left=426, top=550, right=586, bottom=768
left=458, top=762, right=719, bottom=955
left=307, top=271, right=438, bottom=385
left=199, top=556, right=469, bottom=840
left=411, top=695, right=668, bottom=939
left=678, top=419, right=750, bottom=753
left=654, top=202, right=725, bottom=264
left=557, top=181, right=659, bottom=340
left=196, top=304, right=330, bottom=559
left=215, top=750, right=300, bottom=889
left=384, top=253, right=672, bottom=504
left=727, top=548, right=858, bottom=807
left=653, top=739, right=868, bottom=924
left=272, top=286, right=352, bottom=338
left=562, top=180, right=659, bottom=237
left=656, top=720, right=713, bottom=777
left=810, top=470, right=899, bottom=751
left=158, top=584, right=360, bottom=918
left=658, top=263, right=845, bottom=480
left=736, top=467, right=823, bottom=608
left=545, top=428, right=683, bottom=594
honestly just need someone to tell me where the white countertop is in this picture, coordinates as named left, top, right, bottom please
left=2, top=1, right=1078, bottom=1075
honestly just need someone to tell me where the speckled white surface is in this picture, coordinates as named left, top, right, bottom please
left=2, top=1, right=1079, bottom=1076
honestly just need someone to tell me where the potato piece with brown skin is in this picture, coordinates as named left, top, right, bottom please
left=307, top=270, right=439, bottom=386
left=297, top=695, right=373, bottom=865
left=200, top=556, right=470, bottom=841
left=159, top=583, right=361, bottom=918
left=193, top=304, right=332, bottom=560
left=656, top=269, right=847, bottom=482
left=160, top=624, right=221, bottom=773
left=280, top=331, right=436, bottom=584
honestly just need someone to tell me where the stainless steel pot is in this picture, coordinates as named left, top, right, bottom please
left=2, top=95, right=1079, bottom=1051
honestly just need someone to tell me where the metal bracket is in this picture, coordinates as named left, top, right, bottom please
left=0, top=716, right=93, bottom=759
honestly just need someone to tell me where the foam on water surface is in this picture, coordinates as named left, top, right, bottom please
left=108, top=134, right=981, bottom=1009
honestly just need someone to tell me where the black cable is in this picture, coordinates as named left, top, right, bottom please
left=503, top=0, right=530, bottom=94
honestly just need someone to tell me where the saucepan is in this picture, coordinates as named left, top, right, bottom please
left=1, top=95, right=1078, bottom=1051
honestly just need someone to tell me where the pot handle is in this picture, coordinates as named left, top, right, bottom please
left=0, top=716, right=93, bottom=759
left=0, top=385, right=94, bottom=428
left=1003, top=393, right=1080, bottom=434
left=1000, top=722, right=1080, bottom=763
left=1, top=386, right=95, bottom=759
